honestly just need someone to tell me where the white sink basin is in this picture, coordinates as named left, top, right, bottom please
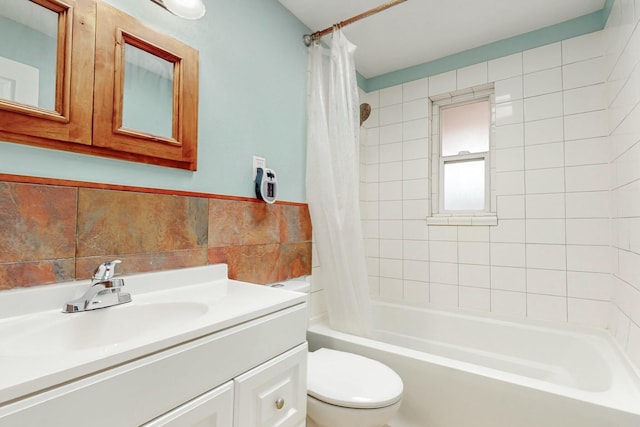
left=0, top=302, right=209, bottom=356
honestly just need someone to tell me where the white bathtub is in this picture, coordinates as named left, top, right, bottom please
left=306, top=300, right=640, bottom=427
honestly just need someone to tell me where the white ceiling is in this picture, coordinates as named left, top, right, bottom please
left=279, top=0, right=606, bottom=78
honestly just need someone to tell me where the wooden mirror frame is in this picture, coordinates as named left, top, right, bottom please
left=93, top=2, right=199, bottom=170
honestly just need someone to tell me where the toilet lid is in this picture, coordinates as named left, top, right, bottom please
left=307, top=348, right=403, bottom=409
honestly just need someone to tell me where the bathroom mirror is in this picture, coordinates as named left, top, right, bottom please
left=0, top=0, right=62, bottom=112
left=122, top=42, right=175, bottom=138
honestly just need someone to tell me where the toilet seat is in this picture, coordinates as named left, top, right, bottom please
left=307, top=348, right=403, bottom=409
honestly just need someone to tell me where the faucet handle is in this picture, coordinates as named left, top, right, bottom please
left=92, top=259, right=122, bottom=282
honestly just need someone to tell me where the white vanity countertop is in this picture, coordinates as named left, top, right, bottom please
left=0, top=264, right=306, bottom=405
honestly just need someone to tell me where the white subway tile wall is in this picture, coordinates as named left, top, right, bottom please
left=359, top=31, right=615, bottom=335
left=457, top=62, right=489, bottom=89
left=609, top=0, right=640, bottom=371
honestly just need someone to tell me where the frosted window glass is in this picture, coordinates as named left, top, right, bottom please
left=441, top=100, right=489, bottom=156
left=443, top=159, right=485, bottom=211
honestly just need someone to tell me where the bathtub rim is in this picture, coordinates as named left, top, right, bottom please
left=307, top=300, right=640, bottom=417
left=365, top=297, right=640, bottom=379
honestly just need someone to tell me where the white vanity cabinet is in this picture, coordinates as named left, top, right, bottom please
left=0, top=302, right=308, bottom=427
left=144, top=343, right=307, bottom=427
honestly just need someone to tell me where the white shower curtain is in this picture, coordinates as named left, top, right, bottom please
left=306, top=29, right=372, bottom=337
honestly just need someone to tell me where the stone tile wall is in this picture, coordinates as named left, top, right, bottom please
left=0, top=180, right=311, bottom=290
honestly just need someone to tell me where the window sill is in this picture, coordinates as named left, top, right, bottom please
left=426, top=214, right=498, bottom=226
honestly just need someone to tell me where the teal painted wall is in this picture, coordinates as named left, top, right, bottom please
left=0, top=0, right=310, bottom=203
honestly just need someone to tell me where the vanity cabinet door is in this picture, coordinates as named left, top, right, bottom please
left=233, top=343, right=307, bottom=427
left=143, top=381, right=233, bottom=427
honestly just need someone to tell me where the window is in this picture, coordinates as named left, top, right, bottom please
left=429, top=84, right=497, bottom=225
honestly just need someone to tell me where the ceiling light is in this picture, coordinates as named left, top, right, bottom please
left=151, top=0, right=206, bottom=20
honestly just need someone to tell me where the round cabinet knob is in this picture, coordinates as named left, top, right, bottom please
left=275, top=398, right=285, bottom=410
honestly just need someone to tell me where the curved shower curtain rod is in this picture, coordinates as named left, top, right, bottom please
left=303, top=0, right=407, bottom=46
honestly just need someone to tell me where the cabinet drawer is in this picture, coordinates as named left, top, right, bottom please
left=143, top=381, right=233, bottom=427
left=234, top=344, right=307, bottom=427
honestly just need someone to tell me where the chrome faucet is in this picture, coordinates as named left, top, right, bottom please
left=62, top=260, right=132, bottom=313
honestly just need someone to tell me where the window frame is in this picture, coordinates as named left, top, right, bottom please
left=439, top=152, right=490, bottom=213
left=438, top=97, right=491, bottom=214
left=429, top=84, right=497, bottom=226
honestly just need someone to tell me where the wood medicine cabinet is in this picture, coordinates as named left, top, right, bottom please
left=0, top=0, right=199, bottom=171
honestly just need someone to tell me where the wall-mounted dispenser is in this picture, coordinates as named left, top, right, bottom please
left=255, top=167, right=277, bottom=204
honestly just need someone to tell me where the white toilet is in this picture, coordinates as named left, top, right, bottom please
left=306, top=347, right=403, bottom=427
left=270, top=281, right=403, bottom=427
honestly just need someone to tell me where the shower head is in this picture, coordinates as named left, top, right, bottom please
left=360, top=103, right=371, bottom=126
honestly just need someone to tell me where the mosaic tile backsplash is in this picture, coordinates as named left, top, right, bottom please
left=0, top=181, right=312, bottom=290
